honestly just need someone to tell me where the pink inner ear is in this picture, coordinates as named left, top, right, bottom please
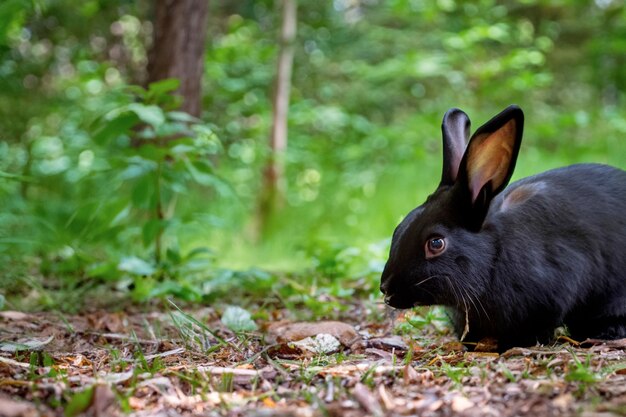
left=467, top=120, right=516, bottom=203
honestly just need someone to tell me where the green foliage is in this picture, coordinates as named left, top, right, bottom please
left=64, top=386, right=94, bottom=417
left=1, top=0, right=625, bottom=309
left=221, top=306, right=258, bottom=332
left=565, top=350, right=598, bottom=384
left=394, top=307, right=450, bottom=339
left=202, top=1, right=626, bottom=269
left=1, top=77, right=229, bottom=306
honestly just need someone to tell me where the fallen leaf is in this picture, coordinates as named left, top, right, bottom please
left=87, top=312, right=126, bottom=333
left=552, top=393, right=574, bottom=410
left=128, top=396, right=146, bottom=410
left=368, top=336, right=408, bottom=351
left=352, top=383, right=383, bottom=417
left=378, top=385, right=395, bottom=411
left=556, top=335, right=580, bottom=346
left=0, top=335, right=54, bottom=352
left=267, top=343, right=308, bottom=359
left=292, top=334, right=341, bottom=354
left=450, top=395, right=474, bottom=413
left=440, top=341, right=466, bottom=353
left=474, top=337, right=499, bottom=352
left=501, top=347, right=533, bottom=358
left=262, top=397, right=277, bottom=408
left=413, top=396, right=443, bottom=412
left=90, top=384, right=118, bottom=416
left=0, top=395, right=38, bottom=417
left=267, top=321, right=361, bottom=347
left=196, top=366, right=275, bottom=385
left=366, top=347, right=397, bottom=360
left=460, top=308, right=470, bottom=341
left=318, top=363, right=403, bottom=377
left=0, top=311, right=31, bottom=321
left=99, top=369, right=135, bottom=384
left=0, top=356, right=42, bottom=369
left=581, top=338, right=626, bottom=348
left=403, top=364, right=420, bottom=384
left=142, top=347, right=185, bottom=361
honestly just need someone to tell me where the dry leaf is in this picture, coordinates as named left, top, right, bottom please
left=352, top=383, right=383, bottom=417
left=403, top=364, right=420, bottom=384
left=368, top=336, right=408, bottom=351
left=0, top=311, right=31, bottom=321
left=0, top=395, right=38, bottom=417
left=292, top=334, right=341, bottom=354
left=474, top=337, right=499, bottom=352
left=552, top=393, right=574, bottom=410
left=378, top=385, right=395, bottom=411
left=450, top=395, right=474, bottom=413
left=267, top=321, right=361, bottom=347
left=0, top=335, right=54, bottom=352
left=460, top=308, right=470, bottom=341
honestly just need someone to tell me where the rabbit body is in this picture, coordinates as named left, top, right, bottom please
left=380, top=106, right=626, bottom=350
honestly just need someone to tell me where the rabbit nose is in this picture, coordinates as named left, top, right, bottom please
left=380, top=274, right=393, bottom=294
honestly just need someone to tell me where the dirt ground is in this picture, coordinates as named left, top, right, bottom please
left=1, top=307, right=625, bottom=417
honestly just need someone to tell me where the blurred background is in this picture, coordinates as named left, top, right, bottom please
left=1, top=0, right=625, bottom=309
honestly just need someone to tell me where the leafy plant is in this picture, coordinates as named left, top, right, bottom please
left=565, top=350, right=599, bottom=384
left=221, top=306, right=258, bottom=333
left=92, top=79, right=225, bottom=264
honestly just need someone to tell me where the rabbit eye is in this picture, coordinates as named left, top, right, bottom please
left=425, top=237, right=446, bottom=259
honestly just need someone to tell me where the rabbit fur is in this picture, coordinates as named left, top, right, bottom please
left=379, top=105, right=626, bottom=350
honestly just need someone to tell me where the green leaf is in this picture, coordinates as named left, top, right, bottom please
left=93, top=112, right=138, bottom=144
left=168, top=111, right=199, bottom=123
left=137, top=144, right=168, bottom=162
left=182, top=158, right=217, bottom=187
left=119, top=156, right=157, bottom=181
left=127, top=103, right=165, bottom=128
left=131, top=175, right=155, bottom=209
left=147, top=281, right=202, bottom=302
left=64, top=386, right=94, bottom=417
left=118, top=257, right=155, bottom=276
left=0, top=0, right=31, bottom=45
left=142, top=219, right=169, bottom=247
left=148, top=78, right=180, bottom=96
left=221, top=306, right=257, bottom=332
left=166, top=247, right=182, bottom=264
left=86, top=262, right=120, bottom=281
left=156, top=121, right=190, bottom=138
left=184, top=247, right=214, bottom=260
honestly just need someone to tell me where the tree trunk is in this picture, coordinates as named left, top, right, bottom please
left=257, top=0, right=297, bottom=235
left=147, top=0, right=209, bottom=117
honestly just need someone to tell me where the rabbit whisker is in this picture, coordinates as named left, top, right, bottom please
left=444, top=275, right=461, bottom=307
left=464, top=284, right=490, bottom=320
left=443, top=275, right=490, bottom=322
left=446, top=276, right=471, bottom=340
left=458, top=282, right=483, bottom=319
left=413, top=275, right=439, bottom=287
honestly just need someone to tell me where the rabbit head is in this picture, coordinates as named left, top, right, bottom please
left=380, top=105, right=524, bottom=310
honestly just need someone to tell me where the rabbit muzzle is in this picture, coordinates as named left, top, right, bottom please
left=380, top=271, right=423, bottom=309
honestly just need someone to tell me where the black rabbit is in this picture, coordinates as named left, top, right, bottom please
left=380, top=105, right=626, bottom=350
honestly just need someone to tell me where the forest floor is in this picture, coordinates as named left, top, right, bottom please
left=1, top=302, right=626, bottom=417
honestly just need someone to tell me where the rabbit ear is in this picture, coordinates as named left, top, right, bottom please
left=441, top=108, right=471, bottom=185
left=461, top=105, right=524, bottom=206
